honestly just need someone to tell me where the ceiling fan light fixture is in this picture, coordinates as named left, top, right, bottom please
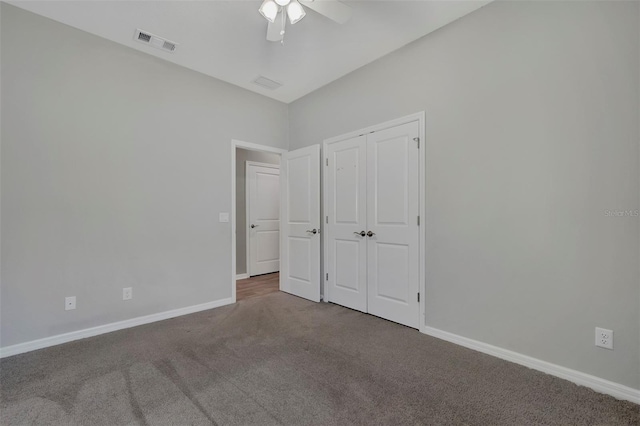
left=259, top=0, right=279, bottom=23
left=287, top=0, right=306, bottom=24
left=275, top=0, right=291, bottom=6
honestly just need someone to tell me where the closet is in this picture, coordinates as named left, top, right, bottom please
left=324, top=120, right=421, bottom=328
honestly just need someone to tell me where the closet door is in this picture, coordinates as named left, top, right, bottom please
left=366, top=121, right=420, bottom=328
left=326, top=135, right=367, bottom=312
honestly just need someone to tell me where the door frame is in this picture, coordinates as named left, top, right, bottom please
left=322, top=112, right=427, bottom=331
left=231, top=140, right=287, bottom=303
left=245, top=161, right=280, bottom=277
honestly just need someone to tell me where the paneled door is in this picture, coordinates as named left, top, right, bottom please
left=280, top=145, right=321, bottom=302
left=325, top=120, right=421, bottom=329
left=247, top=163, right=280, bottom=276
left=366, top=121, right=420, bottom=328
left=325, top=135, right=368, bottom=312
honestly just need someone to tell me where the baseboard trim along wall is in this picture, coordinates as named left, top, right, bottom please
left=236, top=274, right=249, bottom=280
left=422, top=326, right=640, bottom=404
left=2, top=302, right=637, bottom=404
left=0, top=297, right=235, bottom=359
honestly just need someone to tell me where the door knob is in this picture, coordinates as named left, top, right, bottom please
left=306, top=229, right=318, bottom=235
left=251, top=224, right=259, bottom=228
left=367, top=231, right=376, bottom=237
left=354, top=231, right=366, bottom=237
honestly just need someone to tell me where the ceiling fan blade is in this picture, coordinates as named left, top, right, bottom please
left=267, top=14, right=284, bottom=42
left=300, top=0, right=352, bottom=24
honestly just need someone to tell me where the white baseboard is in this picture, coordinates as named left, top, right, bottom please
left=0, top=297, right=235, bottom=359
left=236, top=273, right=249, bottom=280
left=421, top=326, right=640, bottom=404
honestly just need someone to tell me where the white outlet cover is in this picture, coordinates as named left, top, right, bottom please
left=219, top=212, right=229, bottom=223
left=595, top=327, right=614, bottom=350
left=123, top=287, right=133, bottom=300
left=65, top=296, right=76, bottom=311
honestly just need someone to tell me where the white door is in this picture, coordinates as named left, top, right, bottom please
left=366, top=121, right=420, bottom=328
left=280, top=145, right=321, bottom=302
left=247, top=163, right=280, bottom=276
left=326, top=135, right=368, bottom=312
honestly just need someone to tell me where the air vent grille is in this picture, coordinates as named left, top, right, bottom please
left=138, top=32, right=151, bottom=42
left=134, top=29, right=178, bottom=54
left=162, top=41, right=176, bottom=52
left=252, top=76, right=283, bottom=90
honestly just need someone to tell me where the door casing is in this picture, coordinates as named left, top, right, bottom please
left=231, top=140, right=286, bottom=303
left=322, top=112, right=426, bottom=331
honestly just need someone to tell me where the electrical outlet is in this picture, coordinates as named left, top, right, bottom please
left=123, top=287, right=132, bottom=300
left=65, top=296, right=76, bottom=311
left=595, top=327, right=613, bottom=350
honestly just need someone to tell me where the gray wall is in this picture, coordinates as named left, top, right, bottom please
left=289, top=1, right=640, bottom=389
left=235, top=149, right=280, bottom=276
left=1, top=4, right=288, bottom=347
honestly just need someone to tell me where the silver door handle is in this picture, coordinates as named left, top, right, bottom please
left=367, top=231, right=376, bottom=237
left=306, top=229, right=318, bottom=235
left=354, top=231, right=366, bottom=237
left=250, top=224, right=259, bottom=228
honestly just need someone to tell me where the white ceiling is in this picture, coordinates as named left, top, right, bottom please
left=9, top=0, right=491, bottom=103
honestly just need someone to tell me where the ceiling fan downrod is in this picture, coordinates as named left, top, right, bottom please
left=280, top=6, right=286, bottom=45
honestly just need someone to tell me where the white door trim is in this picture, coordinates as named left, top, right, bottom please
left=322, top=112, right=426, bottom=329
left=231, top=140, right=286, bottom=303
left=245, top=161, right=280, bottom=277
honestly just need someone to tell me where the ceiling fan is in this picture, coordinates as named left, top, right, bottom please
left=258, top=0, right=352, bottom=43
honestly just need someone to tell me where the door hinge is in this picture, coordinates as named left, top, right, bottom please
left=417, top=216, right=420, bottom=226
left=413, top=137, right=420, bottom=149
left=326, top=216, right=328, bottom=224
left=326, top=272, right=329, bottom=281
left=417, top=292, right=420, bottom=302
left=325, top=158, right=328, bottom=166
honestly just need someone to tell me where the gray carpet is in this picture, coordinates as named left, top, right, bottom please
left=1, top=292, right=638, bottom=426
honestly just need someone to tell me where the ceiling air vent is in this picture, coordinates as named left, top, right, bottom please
left=134, top=29, right=178, bottom=54
left=137, top=32, right=151, bottom=43
left=162, top=41, right=177, bottom=52
left=252, top=76, right=283, bottom=90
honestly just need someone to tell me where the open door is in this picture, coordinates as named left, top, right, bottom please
left=280, top=145, right=321, bottom=302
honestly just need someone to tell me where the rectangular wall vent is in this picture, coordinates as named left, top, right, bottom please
left=137, top=32, right=151, bottom=42
left=252, top=76, right=283, bottom=90
left=134, top=29, right=178, bottom=54
left=162, top=41, right=176, bottom=52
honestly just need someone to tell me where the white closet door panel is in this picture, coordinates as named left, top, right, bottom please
left=376, top=243, right=410, bottom=302
left=280, top=145, right=321, bottom=302
left=326, top=135, right=367, bottom=312
left=366, top=121, right=420, bottom=328
left=375, top=139, right=409, bottom=224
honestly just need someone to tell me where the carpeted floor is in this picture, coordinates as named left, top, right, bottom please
left=1, top=292, right=638, bottom=425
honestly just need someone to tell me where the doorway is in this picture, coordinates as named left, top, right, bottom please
left=231, top=140, right=286, bottom=302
